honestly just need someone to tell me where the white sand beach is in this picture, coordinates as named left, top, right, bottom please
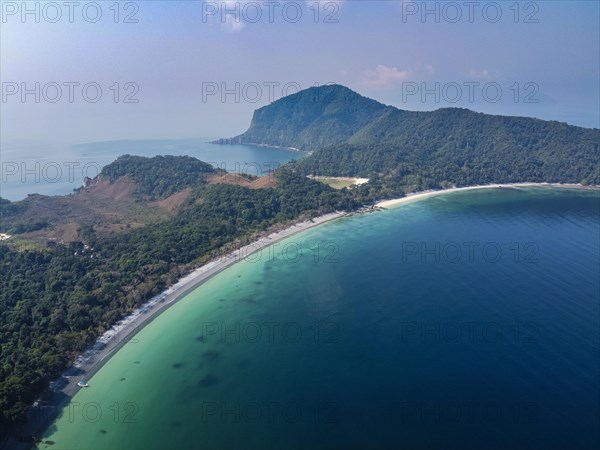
left=40, top=182, right=600, bottom=396
left=48, top=211, right=347, bottom=398
left=23, top=210, right=348, bottom=442
left=376, top=183, right=598, bottom=209
left=23, top=181, right=599, bottom=441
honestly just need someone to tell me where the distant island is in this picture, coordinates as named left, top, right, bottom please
left=1, top=84, right=599, bottom=446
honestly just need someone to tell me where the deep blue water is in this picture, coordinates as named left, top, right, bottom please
left=41, top=187, right=600, bottom=450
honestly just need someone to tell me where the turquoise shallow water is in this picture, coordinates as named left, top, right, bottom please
left=40, top=188, right=600, bottom=450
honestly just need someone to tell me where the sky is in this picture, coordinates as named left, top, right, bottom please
left=1, top=0, right=599, bottom=147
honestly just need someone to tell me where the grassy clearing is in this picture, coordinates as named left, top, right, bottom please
left=310, top=177, right=369, bottom=190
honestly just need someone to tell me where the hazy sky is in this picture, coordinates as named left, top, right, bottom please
left=1, top=0, right=599, bottom=146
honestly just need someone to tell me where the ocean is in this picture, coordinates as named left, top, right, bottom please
left=0, top=139, right=303, bottom=201
left=38, top=187, right=600, bottom=449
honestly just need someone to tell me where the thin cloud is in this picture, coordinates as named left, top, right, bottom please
left=222, top=17, right=245, bottom=32
left=359, top=64, right=413, bottom=89
left=220, top=1, right=245, bottom=32
left=467, top=68, right=493, bottom=79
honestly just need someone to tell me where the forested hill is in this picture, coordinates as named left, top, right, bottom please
left=224, top=85, right=392, bottom=150
left=100, top=155, right=218, bottom=199
left=296, top=107, right=600, bottom=195
left=221, top=84, right=600, bottom=190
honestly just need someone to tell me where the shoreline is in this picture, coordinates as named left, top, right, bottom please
left=75, top=210, right=347, bottom=379
left=211, top=139, right=304, bottom=153
left=376, top=182, right=600, bottom=209
left=21, top=211, right=346, bottom=448
left=18, top=181, right=599, bottom=447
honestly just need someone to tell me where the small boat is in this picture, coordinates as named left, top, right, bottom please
left=77, top=380, right=89, bottom=387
